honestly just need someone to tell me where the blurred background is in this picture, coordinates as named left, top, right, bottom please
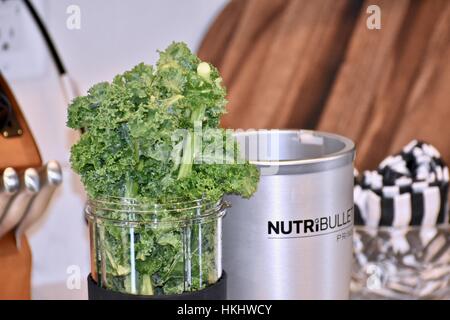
left=1, top=0, right=449, bottom=299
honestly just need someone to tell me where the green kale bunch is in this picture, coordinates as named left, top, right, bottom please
left=68, top=42, right=258, bottom=202
left=68, top=42, right=259, bottom=295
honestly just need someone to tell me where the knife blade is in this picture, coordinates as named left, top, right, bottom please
left=0, top=168, right=20, bottom=222
left=0, top=168, right=40, bottom=239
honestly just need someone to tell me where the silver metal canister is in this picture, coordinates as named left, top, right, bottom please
left=224, top=130, right=355, bottom=299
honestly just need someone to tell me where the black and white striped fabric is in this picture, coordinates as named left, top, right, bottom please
left=354, top=140, right=449, bottom=228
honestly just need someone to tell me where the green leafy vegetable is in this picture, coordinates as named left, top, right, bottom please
left=68, top=42, right=259, bottom=295
left=68, top=42, right=258, bottom=202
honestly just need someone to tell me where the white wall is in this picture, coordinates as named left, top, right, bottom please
left=8, top=0, right=227, bottom=299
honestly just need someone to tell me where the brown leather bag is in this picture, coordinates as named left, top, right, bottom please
left=0, top=73, right=42, bottom=300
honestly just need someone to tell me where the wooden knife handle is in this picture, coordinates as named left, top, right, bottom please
left=0, top=231, right=32, bottom=300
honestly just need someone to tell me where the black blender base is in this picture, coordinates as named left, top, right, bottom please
left=87, top=272, right=227, bottom=300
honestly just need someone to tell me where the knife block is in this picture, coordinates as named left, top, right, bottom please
left=0, top=231, right=32, bottom=300
left=1, top=73, right=39, bottom=300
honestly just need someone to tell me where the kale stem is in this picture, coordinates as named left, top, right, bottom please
left=140, top=274, right=154, bottom=295
left=177, top=106, right=205, bottom=180
left=177, top=132, right=193, bottom=180
left=124, top=173, right=139, bottom=294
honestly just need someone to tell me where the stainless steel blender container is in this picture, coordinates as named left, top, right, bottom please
left=224, top=130, right=355, bottom=299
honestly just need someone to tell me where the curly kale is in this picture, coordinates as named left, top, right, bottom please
left=68, top=42, right=259, bottom=295
left=68, top=42, right=258, bottom=202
